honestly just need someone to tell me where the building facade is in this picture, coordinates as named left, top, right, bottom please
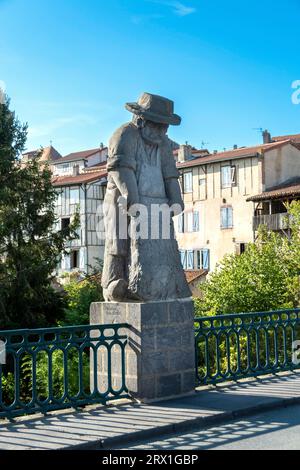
left=52, top=168, right=107, bottom=276
left=175, top=134, right=300, bottom=274
left=52, top=145, right=108, bottom=177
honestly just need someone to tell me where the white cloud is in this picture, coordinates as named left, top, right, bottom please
left=171, top=1, right=196, bottom=16
left=28, top=115, right=96, bottom=138
left=146, top=0, right=196, bottom=17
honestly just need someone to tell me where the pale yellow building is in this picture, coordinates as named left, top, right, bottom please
left=175, top=133, right=300, bottom=275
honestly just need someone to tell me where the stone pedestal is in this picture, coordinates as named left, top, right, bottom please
left=90, top=298, right=195, bottom=402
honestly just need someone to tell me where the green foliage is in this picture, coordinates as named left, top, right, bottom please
left=0, top=95, right=79, bottom=329
left=1, top=372, right=15, bottom=404
left=34, top=349, right=90, bottom=399
left=61, top=277, right=103, bottom=326
left=1, top=349, right=90, bottom=406
left=196, top=202, right=300, bottom=316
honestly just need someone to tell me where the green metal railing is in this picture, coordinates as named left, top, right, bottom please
left=195, top=308, right=300, bottom=385
left=0, top=323, right=129, bottom=419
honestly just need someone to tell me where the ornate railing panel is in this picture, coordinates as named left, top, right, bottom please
left=0, top=324, right=128, bottom=419
left=195, top=309, right=300, bottom=385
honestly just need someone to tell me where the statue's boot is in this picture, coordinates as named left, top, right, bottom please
left=103, top=279, right=128, bottom=302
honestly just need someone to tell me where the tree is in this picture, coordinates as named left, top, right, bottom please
left=195, top=217, right=300, bottom=316
left=0, top=94, right=79, bottom=329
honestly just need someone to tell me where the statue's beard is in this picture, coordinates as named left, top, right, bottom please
left=141, top=126, right=165, bottom=145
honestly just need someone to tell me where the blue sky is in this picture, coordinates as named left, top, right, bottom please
left=1, top=0, right=300, bottom=155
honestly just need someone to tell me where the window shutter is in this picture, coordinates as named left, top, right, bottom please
left=231, top=166, right=236, bottom=184
left=178, top=214, right=184, bottom=233
left=184, top=172, right=193, bottom=193
left=202, top=249, right=210, bottom=270
left=221, top=208, right=227, bottom=228
left=193, top=211, right=199, bottom=232
left=187, top=250, right=194, bottom=270
left=180, top=250, right=186, bottom=269
left=79, top=249, right=85, bottom=270
left=228, top=207, right=233, bottom=227
left=187, top=212, right=193, bottom=232
left=221, top=166, right=230, bottom=188
left=179, top=173, right=183, bottom=192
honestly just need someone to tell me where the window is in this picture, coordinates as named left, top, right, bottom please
left=61, top=163, right=70, bottom=173
left=178, top=211, right=199, bottom=233
left=196, top=249, right=210, bottom=270
left=183, top=171, right=193, bottom=193
left=56, top=190, right=62, bottom=206
left=221, top=165, right=236, bottom=188
left=235, top=243, right=247, bottom=255
left=70, top=188, right=80, bottom=205
left=221, top=207, right=233, bottom=229
left=193, top=211, right=199, bottom=232
left=180, top=249, right=210, bottom=271
left=180, top=250, right=193, bottom=270
left=186, top=250, right=194, bottom=270
left=61, top=218, right=70, bottom=230
left=70, top=250, right=79, bottom=269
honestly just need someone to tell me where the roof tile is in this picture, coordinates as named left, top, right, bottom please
left=52, top=169, right=107, bottom=187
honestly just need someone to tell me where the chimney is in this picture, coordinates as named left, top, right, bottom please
left=213, top=150, right=218, bottom=155
left=73, top=164, right=80, bottom=176
left=263, top=129, right=272, bottom=144
left=233, top=144, right=238, bottom=150
left=178, top=144, right=192, bottom=163
left=100, top=142, right=104, bottom=150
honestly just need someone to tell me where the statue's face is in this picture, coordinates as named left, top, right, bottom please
left=142, top=120, right=169, bottom=144
left=146, top=120, right=169, bottom=135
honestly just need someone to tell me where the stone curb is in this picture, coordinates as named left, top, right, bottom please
left=65, top=394, right=300, bottom=450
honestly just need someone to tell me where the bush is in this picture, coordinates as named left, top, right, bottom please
left=61, top=276, right=103, bottom=326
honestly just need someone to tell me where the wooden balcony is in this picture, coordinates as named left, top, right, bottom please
left=253, top=212, right=290, bottom=231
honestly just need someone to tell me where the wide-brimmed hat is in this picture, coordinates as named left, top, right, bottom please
left=125, top=92, right=181, bottom=126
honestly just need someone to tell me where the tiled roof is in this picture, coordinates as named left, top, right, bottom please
left=184, top=269, right=207, bottom=284
left=247, top=181, right=300, bottom=202
left=176, top=140, right=293, bottom=169
left=83, top=162, right=107, bottom=172
left=52, top=169, right=107, bottom=187
left=173, top=148, right=209, bottom=156
left=57, top=147, right=108, bottom=164
left=23, top=146, right=62, bottom=162
left=273, top=133, right=300, bottom=142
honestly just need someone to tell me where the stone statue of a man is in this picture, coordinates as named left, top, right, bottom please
left=101, top=92, right=191, bottom=302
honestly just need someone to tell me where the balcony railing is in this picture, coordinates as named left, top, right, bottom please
left=195, top=308, right=300, bottom=386
left=0, top=324, right=129, bottom=419
left=253, top=212, right=289, bottom=231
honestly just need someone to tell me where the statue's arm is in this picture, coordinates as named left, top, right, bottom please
left=165, top=177, right=184, bottom=214
left=109, top=168, right=139, bottom=207
left=162, top=140, right=184, bottom=215
left=107, top=124, right=139, bottom=208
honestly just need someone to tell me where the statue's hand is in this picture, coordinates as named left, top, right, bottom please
left=118, top=195, right=140, bottom=215
left=117, top=196, right=128, bottom=215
